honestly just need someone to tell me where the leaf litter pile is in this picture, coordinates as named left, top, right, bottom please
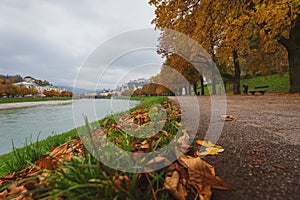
left=0, top=98, right=233, bottom=200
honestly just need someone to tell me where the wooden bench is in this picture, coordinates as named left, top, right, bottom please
left=249, top=86, right=269, bottom=95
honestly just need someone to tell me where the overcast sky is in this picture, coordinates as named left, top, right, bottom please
left=0, top=0, right=163, bottom=89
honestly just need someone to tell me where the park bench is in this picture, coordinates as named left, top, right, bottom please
left=249, top=86, right=269, bottom=95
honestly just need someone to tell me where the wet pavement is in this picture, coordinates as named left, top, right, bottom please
left=170, top=94, right=300, bottom=200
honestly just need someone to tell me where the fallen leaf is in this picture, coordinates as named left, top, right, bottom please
left=199, top=149, right=219, bottom=156
left=221, top=114, right=236, bottom=121
left=0, top=190, right=8, bottom=199
left=273, top=164, right=288, bottom=170
left=101, top=118, right=110, bottom=127
left=164, top=165, right=187, bottom=200
left=34, top=157, right=57, bottom=170
left=178, top=155, right=233, bottom=190
left=160, top=130, right=169, bottom=137
left=8, top=185, right=27, bottom=195
left=196, top=141, right=225, bottom=156
left=146, top=156, right=171, bottom=166
left=196, top=140, right=223, bottom=149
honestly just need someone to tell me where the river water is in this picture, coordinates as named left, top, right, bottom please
left=0, top=99, right=139, bottom=155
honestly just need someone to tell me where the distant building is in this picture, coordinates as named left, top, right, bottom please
left=13, top=81, right=37, bottom=89
left=13, top=81, right=65, bottom=94
left=116, top=78, right=151, bottom=92
left=24, top=76, right=34, bottom=82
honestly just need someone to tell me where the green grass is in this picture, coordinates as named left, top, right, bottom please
left=0, top=97, right=72, bottom=104
left=198, top=74, right=290, bottom=94
left=40, top=96, right=175, bottom=199
left=40, top=148, right=171, bottom=200
left=0, top=96, right=178, bottom=199
left=0, top=96, right=166, bottom=177
left=0, top=129, right=78, bottom=177
left=240, top=74, right=289, bottom=92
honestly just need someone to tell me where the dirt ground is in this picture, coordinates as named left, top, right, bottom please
left=170, top=93, right=300, bottom=200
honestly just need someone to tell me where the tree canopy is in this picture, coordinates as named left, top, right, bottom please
left=150, top=0, right=300, bottom=93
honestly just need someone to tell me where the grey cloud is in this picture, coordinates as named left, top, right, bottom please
left=0, top=0, right=161, bottom=89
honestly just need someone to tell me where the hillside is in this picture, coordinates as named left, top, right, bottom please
left=0, top=74, right=72, bottom=98
left=204, top=74, right=290, bottom=94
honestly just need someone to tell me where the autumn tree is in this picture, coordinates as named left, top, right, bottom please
left=150, top=0, right=216, bottom=94
left=150, top=0, right=250, bottom=94
left=43, top=90, right=60, bottom=97
left=251, top=0, right=300, bottom=92
left=152, top=65, right=190, bottom=95
left=151, top=0, right=300, bottom=93
left=121, top=89, right=133, bottom=96
left=133, top=83, right=174, bottom=96
left=164, top=55, right=203, bottom=95
left=0, top=82, right=5, bottom=97
left=61, top=90, right=73, bottom=97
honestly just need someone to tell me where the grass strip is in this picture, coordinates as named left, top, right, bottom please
left=0, top=97, right=73, bottom=104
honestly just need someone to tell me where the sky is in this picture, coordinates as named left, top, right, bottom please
left=0, top=0, right=163, bottom=89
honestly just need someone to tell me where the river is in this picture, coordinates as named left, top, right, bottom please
left=0, top=99, right=139, bottom=155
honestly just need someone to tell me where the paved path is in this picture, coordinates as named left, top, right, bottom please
left=170, top=94, right=300, bottom=200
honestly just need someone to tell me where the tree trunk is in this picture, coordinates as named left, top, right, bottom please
left=193, top=82, right=198, bottom=95
left=232, top=50, right=241, bottom=94
left=288, top=47, right=300, bottom=93
left=279, top=15, right=300, bottom=93
left=211, top=73, right=217, bottom=95
left=200, top=75, right=204, bottom=95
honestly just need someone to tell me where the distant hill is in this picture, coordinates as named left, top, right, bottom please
left=0, top=74, right=52, bottom=86
left=56, top=86, right=93, bottom=95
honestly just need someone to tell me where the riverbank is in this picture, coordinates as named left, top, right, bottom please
left=0, top=97, right=73, bottom=104
left=0, top=96, right=234, bottom=200
left=0, top=100, right=73, bottom=110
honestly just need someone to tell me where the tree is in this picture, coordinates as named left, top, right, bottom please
left=150, top=0, right=300, bottom=93
left=133, top=83, right=174, bottom=96
left=252, top=0, right=300, bottom=92
left=61, top=90, right=73, bottom=97
left=20, top=86, right=32, bottom=97
left=164, top=55, right=202, bottom=95
left=5, top=84, right=18, bottom=97
left=43, top=90, right=60, bottom=97
left=0, top=82, right=5, bottom=97
left=150, top=0, right=248, bottom=94
left=121, top=89, right=133, bottom=96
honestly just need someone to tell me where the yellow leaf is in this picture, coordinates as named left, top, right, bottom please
left=196, top=140, right=224, bottom=150
left=206, top=147, right=224, bottom=153
left=199, top=150, right=219, bottom=156
left=206, top=141, right=217, bottom=148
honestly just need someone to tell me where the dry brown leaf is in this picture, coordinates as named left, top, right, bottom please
left=49, top=143, right=68, bottom=158
left=273, top=164, right=288, bottom=170
left=164, top=165, right=187, bottom=200
left=251, top=157, right=267, bottom=164
left=160, top=130, right=169, bottom=137
left=221, top=114, right=236, bottom=121
left=178, top=155, right=233, bottom=190
left=11, top=194, right=33, bottom=200
left=34, top=157, right=57, bottom=170
left=175, top=130, right=191, bottom=157
left=8, top=185, right=27, bottom=195
left=101, top=118, right=110, bottom=127
left=0, top=190, right=8, bottom=199
left=146, top=156, right=171, bottom=166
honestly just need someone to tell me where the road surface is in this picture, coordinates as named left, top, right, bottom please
left=170, top=94, right=300, bottom=200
